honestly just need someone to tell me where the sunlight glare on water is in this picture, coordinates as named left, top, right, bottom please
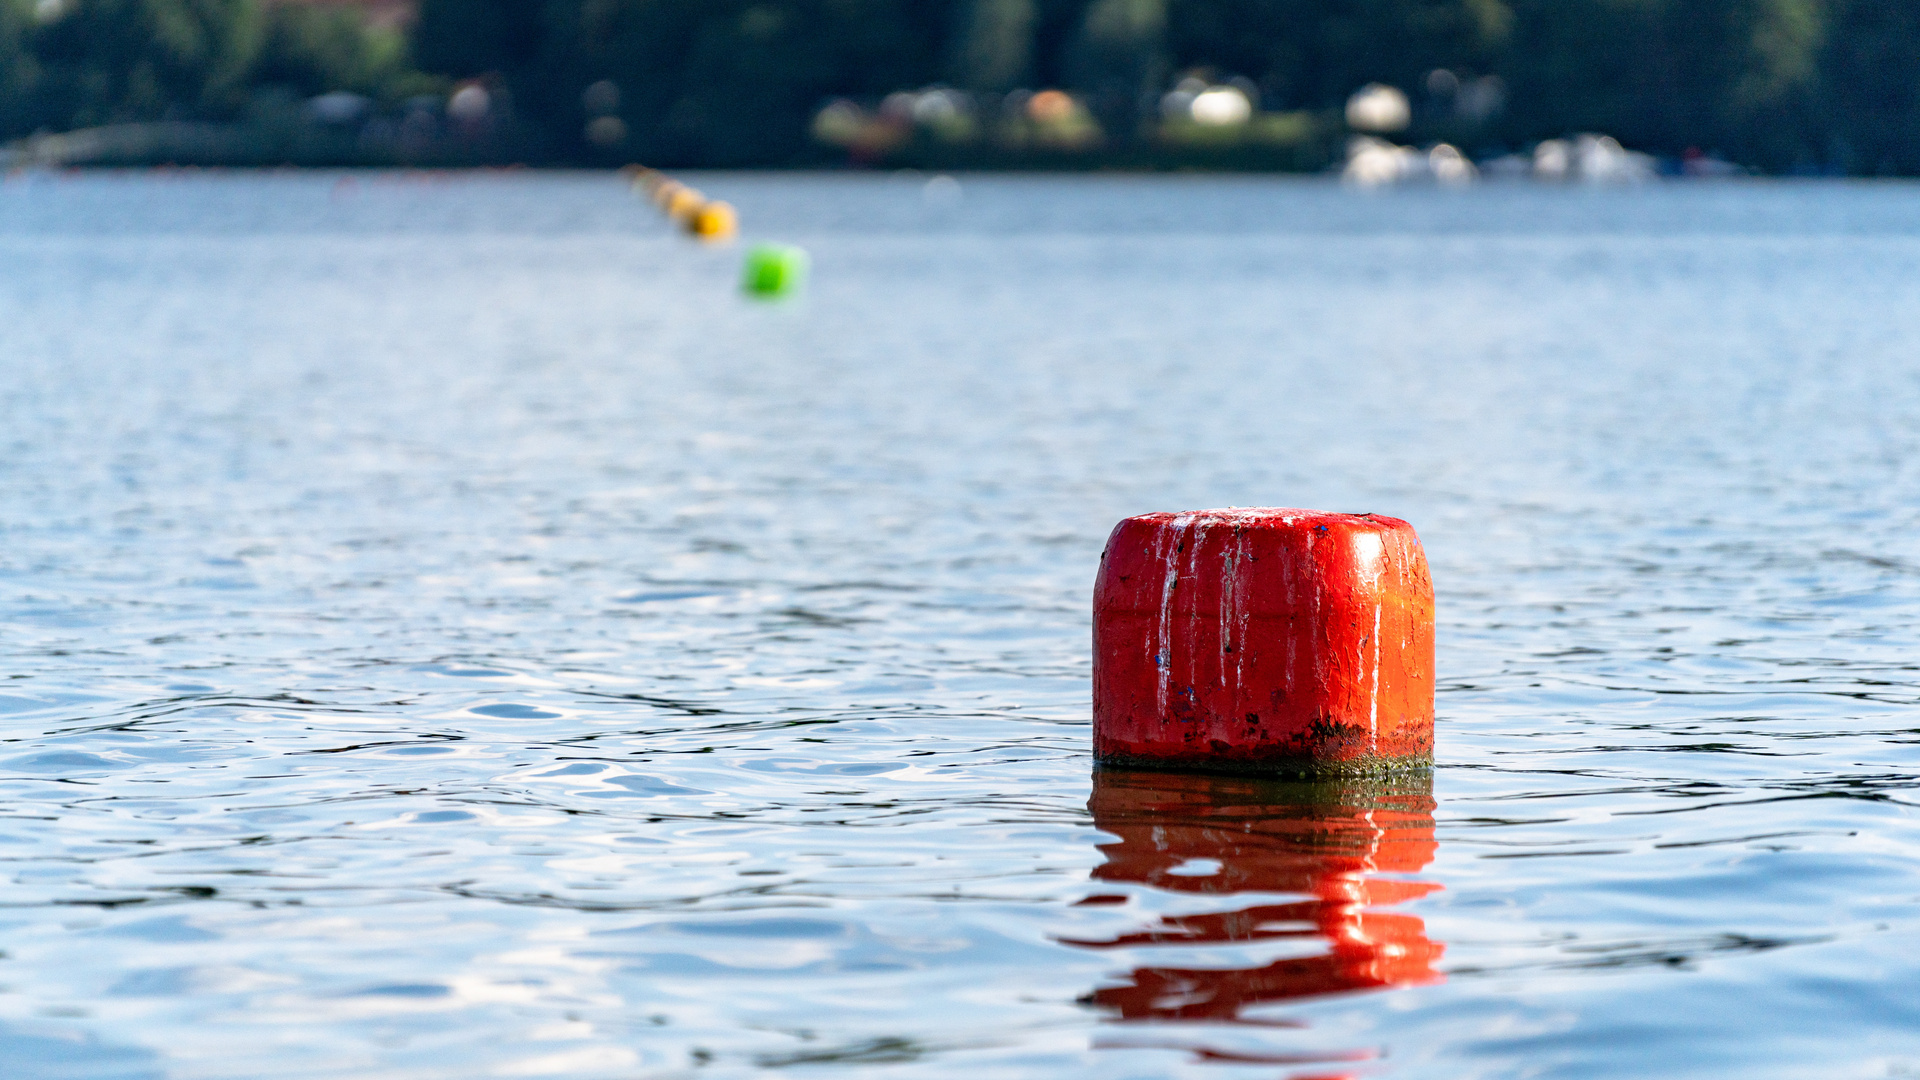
left=2, top=171, right=1920, bottom=1078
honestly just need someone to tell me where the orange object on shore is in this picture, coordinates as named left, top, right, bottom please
left=1093, top=507, right=1434, bottom=776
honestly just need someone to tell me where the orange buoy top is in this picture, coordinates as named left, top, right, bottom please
left=1092, top=507, right=1434, bottom=776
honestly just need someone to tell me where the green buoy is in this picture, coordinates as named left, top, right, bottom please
left=741, top=244, right=809, bottom=298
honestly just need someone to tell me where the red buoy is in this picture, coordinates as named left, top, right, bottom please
left=1093, top=508, right=1434, bottom=776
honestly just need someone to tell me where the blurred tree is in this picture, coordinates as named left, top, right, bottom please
left=1495, top=0, right=1825, bottom=167
left=952, top=0, right=1036, bottom=91
left=1164, top=0, right=1512, bottom=111
left=479, top=0, right=962, bottom=165
left=1024, top=0, right=1093, bottom=88
left=5, top=0, right=1920, bottom=172
left=663, top=0, right=961, bottom=164
left=1727, top=0, right=1825, bottom=168
left=26, top=0, right=265, bottom=126
left=1066, top=0, right=1165, bottom=134
left=411, top=0, right=548, bottom=81
left=252, top=2, right=411, bottom=99
left=1821, top=0, right=1920, bottom=173
left=0, top=0, right=38, bottom=135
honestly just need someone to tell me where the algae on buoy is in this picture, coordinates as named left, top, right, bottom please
left=741, top=244, right=808, bottom=298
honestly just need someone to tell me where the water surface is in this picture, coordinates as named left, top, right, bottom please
left=3, top=171, right=1919, bottom=1078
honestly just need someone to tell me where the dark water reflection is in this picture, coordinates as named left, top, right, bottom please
left=1074, top=769, right=1442, bottom=1026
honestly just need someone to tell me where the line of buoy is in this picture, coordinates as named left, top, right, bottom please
left=620, top=165, right=804, bottom=298
left=623, top=165, right=737, bottom=241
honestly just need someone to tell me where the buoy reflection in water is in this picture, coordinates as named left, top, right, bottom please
left=1069, top=769, right=1443, bottom=1031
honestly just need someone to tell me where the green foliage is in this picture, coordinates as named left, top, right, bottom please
left=1822, top=0, right=1920, bottom=173
left=447, top=0, right=965, bottom=165
left=1164, top=0, right=1511, bottom=110
left=952, top=0, right=1036, bottom=91
left=252, top=3, right=409, bottom=100
left=26, top=0, right=265, bottom=126
left=411, top=0, right=547, bottom=82
left=5, top=0, right=1920, bottom=172
left=0, top=0, right=39, bottom=132
left=1493, top=0, right=1834, bottom=169
left=1068, top=0, right=1167, bottom=91
left=2, top=0, right=423, bottom=140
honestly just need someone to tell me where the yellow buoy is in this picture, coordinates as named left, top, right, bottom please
left=686, top=201, right=738, bottom=241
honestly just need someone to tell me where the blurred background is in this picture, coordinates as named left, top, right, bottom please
left=3, top=0, right=1919, bottom=175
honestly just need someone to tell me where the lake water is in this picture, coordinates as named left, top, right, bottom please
left=3, top=170, right=1920, bottom=1079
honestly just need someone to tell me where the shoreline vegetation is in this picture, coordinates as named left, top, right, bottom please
left=3, top=0, right=1919, bottom=175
